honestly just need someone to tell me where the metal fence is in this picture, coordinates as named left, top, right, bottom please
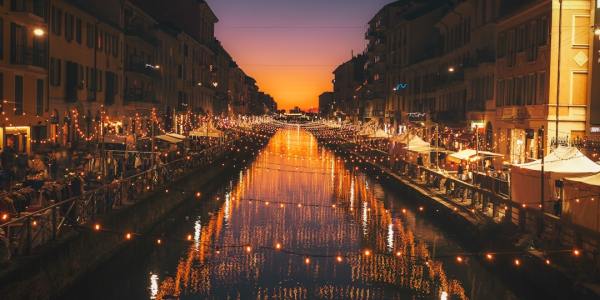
left=0, top=138, right=235, bottom=262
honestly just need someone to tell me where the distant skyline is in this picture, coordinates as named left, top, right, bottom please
left=207, top=0, right=395, bottom=110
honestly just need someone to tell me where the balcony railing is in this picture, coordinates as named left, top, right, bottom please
left=124, top=25, right=159, bottom=46
left=125, top=59, right=161, bottom=79
left=10, top=0, right=46, bottom=18
left=124, top=89, right=157, bottom=103
left=10, top=46, right=46, bottom=68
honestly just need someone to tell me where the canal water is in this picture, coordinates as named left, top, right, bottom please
left=65, top=129, right=518, bottom=299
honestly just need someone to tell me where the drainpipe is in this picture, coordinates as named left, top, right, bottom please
left=555, top=0, right=563, bottom=146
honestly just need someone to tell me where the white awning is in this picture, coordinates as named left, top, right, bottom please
left=155, top=135, right=183, bottom=144
left=166, top=133, right=186, bottom=140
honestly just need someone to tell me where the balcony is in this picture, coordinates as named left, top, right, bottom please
left=10, top=0, right=46, bottom=19
left=124, top=25, right=159, bottom=46
left=124, top=88, right=157, bottom=103
left=125, top=59, right=161, bottom=79
left=11, top=46, right=46, bottom=68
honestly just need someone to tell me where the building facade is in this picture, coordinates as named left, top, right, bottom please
left=330, top=0, right=595, bottom=163
left=0, top=0, right=271, bottom=154
left=0, top=0, right=49, bottom=153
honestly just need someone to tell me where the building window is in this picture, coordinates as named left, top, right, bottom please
left=75, top=18, right=82, bottom=44
left=51, top=7, right=62, bottom=36
left=537, top=71, right=546, bottom=104
left=98, top=70, right=102, bottom=92
left=65, top=13, right=74, bottom=42
left=112, top=36, right=118, bottom=57
left=0, top=73, right=3, bottom=113
left=10, top=22, right=26, bottom=64
left=538, top=16, right=548, bottom=46
left=0, top=19, right=3, bottom=61
left=86, top=23, right=94, bottom=48
left=14, top=75, right=23, bottom=115
left=50, top=57, right=61, bottom=86
left=36, top=79, right=43, bottom=115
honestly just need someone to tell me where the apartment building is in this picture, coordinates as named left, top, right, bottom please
left=0, top=0, right=48, bottom=153
left=333, top=54, right=366, bottom=122
left=495, top=0, right=591, bottom=163
left=228, top=64, right=247, bottom=115
left=48, top=0, right=124, bottom=146
left=364, top=2, right=406, bottom=123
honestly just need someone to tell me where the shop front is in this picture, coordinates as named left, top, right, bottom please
left=0, top=126, right=31, bottom=154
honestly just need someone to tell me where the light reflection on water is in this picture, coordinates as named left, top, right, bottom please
left=151, top=129, right=516, bottom=299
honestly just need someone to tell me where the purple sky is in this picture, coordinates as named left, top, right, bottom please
left=206, top=0, right=394, bottom=109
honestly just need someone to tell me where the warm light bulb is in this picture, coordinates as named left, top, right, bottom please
left=33, top=28, right=45, bottom=37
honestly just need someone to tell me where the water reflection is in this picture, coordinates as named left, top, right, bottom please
left=151, top=129, right=515, bottom=299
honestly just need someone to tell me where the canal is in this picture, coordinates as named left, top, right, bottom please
left=65, top=128, right=518, bottom=299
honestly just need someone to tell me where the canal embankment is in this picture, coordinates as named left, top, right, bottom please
left=0, top=133, right=272, bottom=300
left=322, top=138, right=600, bottom=299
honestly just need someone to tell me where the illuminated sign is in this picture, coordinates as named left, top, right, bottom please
left=393, top=83, right=409, bottom=91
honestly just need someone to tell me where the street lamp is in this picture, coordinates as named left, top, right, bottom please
left=448, top=66, right=455, bottom=73
left=33, top=28, right=46, bottom=37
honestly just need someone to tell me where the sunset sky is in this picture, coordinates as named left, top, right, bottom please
left=207, top=0, right=394, bottom=110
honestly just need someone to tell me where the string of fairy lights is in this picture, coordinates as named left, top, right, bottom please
left=2, top=121, right=593, bottom=276
left=77, top=186, right=585, bottom=269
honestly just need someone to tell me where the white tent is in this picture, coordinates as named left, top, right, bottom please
left=448, top=149, right=503, bottom=163
left=404, top=136, right=431, bottom=152
left=166, top=133, right=186, bottom=140
left=390, top=133, right=409, bottom=143
left=155, top=135, right=183, bottom=144
left=189, top=127, right=222, bottom=138
left=563, top=173, right=600, bottom=232
left=368, top=129, right=390, bottom=139
left=511, top=146, right=600, bottom=208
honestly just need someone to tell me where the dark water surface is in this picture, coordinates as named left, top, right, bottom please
left=65, top=129, right=518, bottom=299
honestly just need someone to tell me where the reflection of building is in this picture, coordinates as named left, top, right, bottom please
left=155, top=129, right=468, bottom=299
left=0, top=1, right=49, bottom=153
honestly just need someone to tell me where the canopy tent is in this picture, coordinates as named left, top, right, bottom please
left=368, top=129, right=390, bottom=139
left=563, top=173, right=600, bottom=232
left=189, top=127, right=223, bottom=138
left=390, top=133, right=409, bottom=143
left=447, top=149, right=503, bottom=164
left=166, top=133, right=186, bottom=140
left=102, top=135, right=127, bottom=144
left=404, top=136, right=431, bottom=151
left=511, top=146, right=600, bottom=208
left=155, top=135, right=183, bottom=144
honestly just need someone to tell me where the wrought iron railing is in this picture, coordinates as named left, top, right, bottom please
left=0, top=138, right=238, bottom=262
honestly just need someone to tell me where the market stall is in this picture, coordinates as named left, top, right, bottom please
left=447, top=149, right=504, bottom=170
left=563, top=173, right=600, bottom=233
left=511, top=146, right=600, bottom=208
